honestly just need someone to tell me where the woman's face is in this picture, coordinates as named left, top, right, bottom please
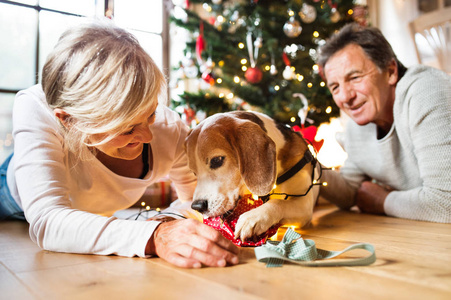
left=91, top=105, right=158, bottom=160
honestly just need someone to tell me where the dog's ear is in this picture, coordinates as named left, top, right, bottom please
left=184, top=123, right=204, bottom=174
left=184, top=122, right=203, bottom=150
left=234, top=121, right=276, bottom=196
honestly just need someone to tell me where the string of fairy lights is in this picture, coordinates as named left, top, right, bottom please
left=130, top=142, right=334, bottom=229
left=171, top=0, right=370, bottom=128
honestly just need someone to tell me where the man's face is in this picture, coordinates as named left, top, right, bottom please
left=324, top=44, right=397, bottom=130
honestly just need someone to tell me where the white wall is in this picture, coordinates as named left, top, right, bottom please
left=370, top=0, right=421, bottom=67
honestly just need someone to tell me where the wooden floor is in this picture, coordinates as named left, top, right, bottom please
left=1, top=205, right=451, bottom=300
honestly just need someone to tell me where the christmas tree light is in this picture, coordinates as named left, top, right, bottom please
left=169, top=0, right=369, bottom=127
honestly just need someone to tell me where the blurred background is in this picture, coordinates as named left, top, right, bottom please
left=1, top=0, right=449, bottom=168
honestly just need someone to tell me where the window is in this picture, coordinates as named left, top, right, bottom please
left=113, top=0, right=167, bottom=72
left=0, top=0, right=166, bottom=161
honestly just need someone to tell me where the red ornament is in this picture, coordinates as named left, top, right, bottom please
left=183, top=107, right=196, bottom=124
left=282, top=51, right=291, bottom=66
left=196, top=23, right=206, bottom=63
left=245, top=67, right=263, bottom=84
left=201, top=70, right=215, bottom=85
left=203, top=194, right=280, bottom=247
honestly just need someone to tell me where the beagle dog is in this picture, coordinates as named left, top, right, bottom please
left=185, top=111, right=319, bottom=242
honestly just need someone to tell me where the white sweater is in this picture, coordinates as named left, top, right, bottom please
left=320, top=65, right=451, bottom=223
left=7, top=85, right=197, bottom=257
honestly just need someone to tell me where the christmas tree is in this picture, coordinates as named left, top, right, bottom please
left=169, top=0, right=369, bottom=127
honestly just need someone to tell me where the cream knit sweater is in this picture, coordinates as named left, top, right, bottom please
left=320, top=65, right=451, bottom=223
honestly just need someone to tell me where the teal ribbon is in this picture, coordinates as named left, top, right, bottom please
left=254, top=228, right=376, bottom=268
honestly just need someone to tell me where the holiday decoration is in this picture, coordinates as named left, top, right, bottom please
left=293, top=125, right=324, bottom=152
left=170, top=0, right=369, bottom=126
left=203, top=194, right=281, bottom=247
left=195, top=22, right=206, bottom=64
left=183, top=107, right=196, bottom=125
left=330, top=6, right=341, bottom=23
left=283, top=17, right=302, bottom=38
left=270, top=63, right=278, bottom=75
left=201, top=69, right=215, bottom=85
left=282, top=66, right=295, bottom=80
left=299, top=3, right=317, bottom=24
left=245, top=66, right=263, bottom=84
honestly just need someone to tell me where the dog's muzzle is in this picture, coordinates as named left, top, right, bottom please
left=191, top=199, right=208, bottom=213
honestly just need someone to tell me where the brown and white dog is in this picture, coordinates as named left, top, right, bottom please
left=185, top=111, right=319, bottom=242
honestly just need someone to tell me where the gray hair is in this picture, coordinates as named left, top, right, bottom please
left=318, top=23, right=406, bottom=78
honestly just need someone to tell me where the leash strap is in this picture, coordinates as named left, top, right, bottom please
left=254, top=228, right=376, bottom=268
left=276, top=150, right=315, bottom=185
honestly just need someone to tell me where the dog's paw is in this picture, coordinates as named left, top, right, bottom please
left=234, top=209, right=276, bottom=242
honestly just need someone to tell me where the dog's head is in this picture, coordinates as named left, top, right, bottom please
left=185, top=112, right=277, bottom=217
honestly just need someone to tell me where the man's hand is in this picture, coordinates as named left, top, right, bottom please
left=355, top=181, right=391, bottom=215
left=146, top=219, right=239, bottom=269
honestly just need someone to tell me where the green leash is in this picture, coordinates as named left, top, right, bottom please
left=254, top=228, right=376, bottom=268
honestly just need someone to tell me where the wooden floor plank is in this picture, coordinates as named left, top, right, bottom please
left=149, top=248, right=450, bottom=300
left=0, top=263, right=38, bottom=300
left=1, top=205, right=451, bottom=300
left=0, top=221, right=111, bottom=274
left=16, top=258, right=261, bottom=300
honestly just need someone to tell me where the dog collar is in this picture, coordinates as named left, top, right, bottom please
left=276, top=149, right=315, bottom=185
left=261, top=149, right=320, bottom=202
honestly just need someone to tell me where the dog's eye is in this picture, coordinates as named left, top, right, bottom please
left=210, top=156, right=225, bottom=169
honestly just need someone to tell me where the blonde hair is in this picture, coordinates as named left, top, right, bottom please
left=42, top=19, right=166, bottom=161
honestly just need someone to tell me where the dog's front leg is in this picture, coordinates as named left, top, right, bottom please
left=234, top=193, right=316, bottom=242
left=234, top=201, right=283, bottom=242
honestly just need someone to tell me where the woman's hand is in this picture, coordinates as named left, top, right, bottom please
left=355, top=181, right=391, bottom=215
left=146, top=219, right=239, bottom=269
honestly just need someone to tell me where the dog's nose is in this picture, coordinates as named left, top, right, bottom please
left=191, top=200, right=208, bottom=213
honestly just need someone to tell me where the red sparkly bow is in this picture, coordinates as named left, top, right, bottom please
left=203, top=194, right=280, bottom=247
